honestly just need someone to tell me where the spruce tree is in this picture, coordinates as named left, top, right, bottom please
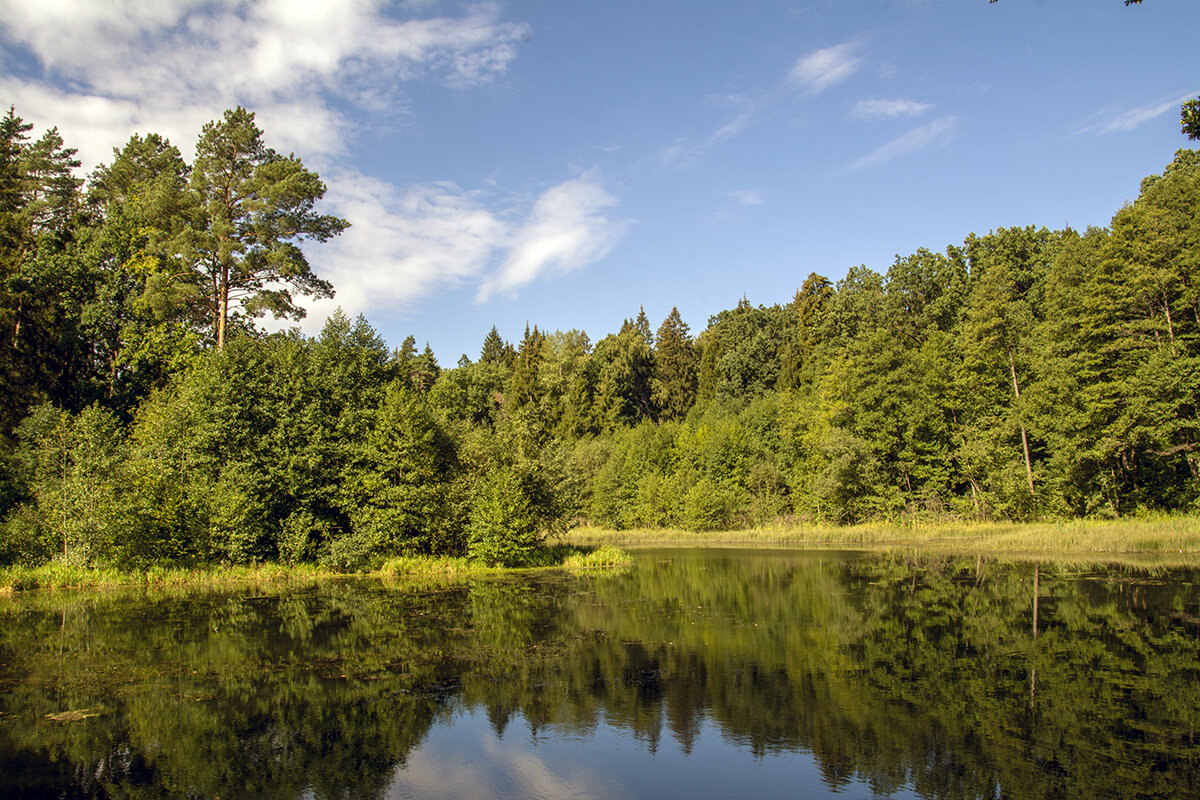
left=509, top=323, right=545, bottom=407
left=651, top=307, right=697, bottom=420
left=480, top=325, right=509, bottom=364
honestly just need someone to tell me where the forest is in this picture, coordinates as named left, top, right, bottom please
left=1, top=103, right=1199, bottom=569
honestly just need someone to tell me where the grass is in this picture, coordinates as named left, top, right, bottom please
left=0, top=544, right=634, bottom=594
left=560, top=544, right=634, bottom=569
left=377, top=555, right=493, bottom=579
left=562, top=515, right=1200, bottom=565
left=0, top=561, right=342, bottom=593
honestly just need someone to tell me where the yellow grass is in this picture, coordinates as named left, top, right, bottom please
left=562, top=516, right=1200, bottom=565
left=0, top=561, right=342, bottom=593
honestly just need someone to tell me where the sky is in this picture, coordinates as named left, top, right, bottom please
left=0, top=0, right=1197, bottom=363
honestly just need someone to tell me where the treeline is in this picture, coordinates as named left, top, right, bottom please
left=1, top=104, right=1199, bottom=568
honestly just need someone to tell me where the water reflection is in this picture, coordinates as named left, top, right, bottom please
left=0, top=550, right=1198, bottom=799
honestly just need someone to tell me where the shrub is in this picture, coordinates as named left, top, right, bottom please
left=468, top=467, right=543, bottom=566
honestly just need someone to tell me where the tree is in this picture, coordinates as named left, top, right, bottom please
left=82, top=133, right=199, bottom=411
left=1181, top=97, right=1200, bottom=140
left=0, top=110, right=90, bottom=436
left=174, top=107, right=347, bottom=349
left=479, top=325, right=512, bottom=365
left=592, top=316, right=656, bottom=428
left=651, top=307, right=697, bottom=420
left=959, top=228, right=1054, bottom=510
left=509, top=323, right=545, bottom=407
left=779, top=273, right=833, bottom=390
left=410, top=343, right=440, bottom=392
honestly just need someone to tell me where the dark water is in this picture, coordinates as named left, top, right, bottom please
left=1, top=549, right=1199, bottom=799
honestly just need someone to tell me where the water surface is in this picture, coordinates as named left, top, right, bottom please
left=1, top=548, right=1197, bottom=799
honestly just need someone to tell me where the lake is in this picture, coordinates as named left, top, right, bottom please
left=1, top=548, right=1198, bottom=799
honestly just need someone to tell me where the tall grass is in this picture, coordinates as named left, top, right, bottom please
left=0, top=561, right=339, bottom=593
left=560, top=544, right=633, bottom=569
left=1, top=545, right=635, bottom=594
left=563, top=516, right=1200, bottom=561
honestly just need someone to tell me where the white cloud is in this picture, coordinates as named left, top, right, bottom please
left=1091, top=90, right=1199, bottom=134
left=282, top=168, right=626, bottom=332
left=788, top=43, right=862, bottom=94
left=851, top=97, right=932, bottom=120
left=847, top=115, right=958, bottom=170
left=0, top=0, right=531, bottom=168
left=476, top=171, right=627, bottom=302
left=307, top=171, right=506, bottom=324
left=0, top=0, right=592, bottom=332
left=387, top=718, right=622, bottom=800
left=664, top=42, right=867, bottom=170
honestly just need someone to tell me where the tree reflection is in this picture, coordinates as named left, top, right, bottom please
left=0, top=553, right=1198, bottom=799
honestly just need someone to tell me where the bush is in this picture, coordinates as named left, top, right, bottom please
left=468, top=467, right=543, bottom=566
left=680, top=477, right=744, bottom=531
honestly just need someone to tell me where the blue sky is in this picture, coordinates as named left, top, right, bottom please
left=1, top=1, right=1197, bottom=362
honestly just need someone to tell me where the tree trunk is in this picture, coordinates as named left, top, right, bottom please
left=217, top=265, right=229, bottom=350
left=1009, top=349, right=1035, bottom=496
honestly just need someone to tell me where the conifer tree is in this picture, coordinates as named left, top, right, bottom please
left=174, top=107, right=347, bottom=349
left=651, top=307, right=697, bottom=420
left=479, top=325, right=511, bottom=365
left=410, top=343, right=440, bottom=392
left=509, top=323, right=545, bottom=407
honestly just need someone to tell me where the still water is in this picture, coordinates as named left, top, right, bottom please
left=1, top=549, right=1198, bottom=799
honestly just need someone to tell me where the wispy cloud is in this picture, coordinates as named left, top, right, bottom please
left=662, top=41, right=865, bottom=169
left=847, top=116, right=958, bottom=170
left=477, top=171, right=627, bottom=302
left=307, top=172, right=505, bottom=324
left=788, top=43, right=862, bottom=94
left=851, top=97, right=932, bottom=120
left=724, top=189, right=764, bottom=207
left=1081, top=90, right=1199, bottom=135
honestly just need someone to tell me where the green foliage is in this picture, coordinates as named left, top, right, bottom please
left=3, top=105, right=1200, bottom=566
left=652, top=306, right=697, bottom=420
left=0, top=403, right=127, bottom=566
left=170, top=107, right=348, bottom=348
left=1182, top=97, right=1200, bottom=140
left=468, top=466, right=544, bottom=566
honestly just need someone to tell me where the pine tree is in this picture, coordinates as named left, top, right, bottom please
left=176, top=107, right=347, bottom=349
left=410, top=343, right=440, bottom=392
left=779, top=273, right=832, bottom=389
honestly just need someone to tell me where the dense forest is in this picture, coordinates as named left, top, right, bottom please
left=1, top=103, right=1199, bottom=569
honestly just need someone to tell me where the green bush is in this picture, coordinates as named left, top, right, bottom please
left=468, top=467, right=543, bottom=566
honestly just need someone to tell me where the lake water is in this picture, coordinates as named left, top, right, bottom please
left=1, top=548, right=1198, bottom=799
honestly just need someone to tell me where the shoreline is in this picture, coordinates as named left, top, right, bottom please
left=6, top=516, right=1200, bottom=592
left=0, top=544, right=633, bottom=594
left=561, top=516, right=1200, bottom=566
